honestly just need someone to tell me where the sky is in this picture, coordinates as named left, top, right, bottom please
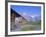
left=11, top=5, right=41, bottom=21
left=11, top=5, right=41, bottom=16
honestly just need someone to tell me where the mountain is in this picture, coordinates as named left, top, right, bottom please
left=30, top=15, right=41, bottom=22
left=20, top=13, right=41, bottom=22
left=22, top=15, right=41, bottom=22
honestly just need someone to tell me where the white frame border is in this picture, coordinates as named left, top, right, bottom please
left=8, top=2, right=44, bottom=35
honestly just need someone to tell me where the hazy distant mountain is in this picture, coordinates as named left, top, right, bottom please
left=30, top=15, right=41, bottom=22
left=22, top=15, right=41, bottom=22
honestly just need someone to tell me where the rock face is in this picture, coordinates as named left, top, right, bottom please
left=11, top=8, right=28, bottom=31
left=15, top=17, right=28, bottom=25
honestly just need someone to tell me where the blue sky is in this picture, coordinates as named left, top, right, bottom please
left=11, top=5, right=41, bottom=21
